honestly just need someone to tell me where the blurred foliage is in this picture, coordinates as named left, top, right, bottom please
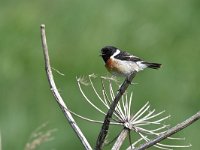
left=0, top=0, right=200, bottom=149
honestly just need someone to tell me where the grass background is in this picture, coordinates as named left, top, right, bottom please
left=0, top=0, right=200, bottom=149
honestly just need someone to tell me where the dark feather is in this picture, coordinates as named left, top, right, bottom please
left=142, top=62, right=161, bottom=69
left=114, top=51, right=142, bottom=62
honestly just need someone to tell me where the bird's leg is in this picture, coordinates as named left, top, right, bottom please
left=126, top=73, right=136, bottom=85
left=126, top=76, right=132, bottom=85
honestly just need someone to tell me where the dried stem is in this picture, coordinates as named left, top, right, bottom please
left=112, top=129, right=129, bottom=150
left=96, top=73, right=136, bottom=150
left=134, top=111, right=200, bottom=150
left=25, top=123, right=56, bottom=150
left=40, top=24, right=92, bottom=150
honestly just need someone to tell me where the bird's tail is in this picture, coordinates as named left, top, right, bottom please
left=143, top=62, right=162, bottom=69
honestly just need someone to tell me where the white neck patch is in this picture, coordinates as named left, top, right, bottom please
left=111, top=49, right=120, bottom=58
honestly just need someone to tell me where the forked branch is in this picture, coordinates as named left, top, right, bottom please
left=40, top=24, right=200, bottom=150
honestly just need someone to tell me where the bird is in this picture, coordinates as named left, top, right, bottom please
left=100, top=46, right=161, bottom=77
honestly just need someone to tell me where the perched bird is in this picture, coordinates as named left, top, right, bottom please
left=100, top=46, right=161, bottom=77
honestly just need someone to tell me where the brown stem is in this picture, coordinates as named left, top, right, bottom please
left=95, top=73, right=136, bottom=150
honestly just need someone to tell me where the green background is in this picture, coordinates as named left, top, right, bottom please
left=0, top=0, right=200, bottom=149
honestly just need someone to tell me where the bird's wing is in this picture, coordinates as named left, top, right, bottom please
left=114, top=51, right=142, bottom=62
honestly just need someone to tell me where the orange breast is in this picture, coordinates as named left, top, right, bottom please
left=105, top=58, right=113, bottom=70
left=105, top=58, right=121, bottom=73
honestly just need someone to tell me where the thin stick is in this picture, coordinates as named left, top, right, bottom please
left=96, top=73, right=136, bottom=150
left=134, top=111, right=200, bottom=150
left=112, top=129, right=129, bottom=150
left=40, top=24, right=92, bottom=150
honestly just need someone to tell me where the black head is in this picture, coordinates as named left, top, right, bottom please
left=100, top=46, right=117, bottom=63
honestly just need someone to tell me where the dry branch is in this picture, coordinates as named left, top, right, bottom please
left=96, top=73, right=136, bottom=150
left=40, top=24, right=92, bottom=150
left=134, top=111, right=200, bottom=150
left=112, top=129, right=129, bottom=150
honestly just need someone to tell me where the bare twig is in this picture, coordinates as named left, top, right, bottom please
left=133, top=111, right=200, bottom=150
left=112, top=129, right=129, bottom=150
left=96, top=73, right=136, bottom=150
left=40, top=24, right=92, bottom=150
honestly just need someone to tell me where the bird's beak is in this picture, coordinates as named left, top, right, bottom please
left=99, top=53, right=104, bottom=56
